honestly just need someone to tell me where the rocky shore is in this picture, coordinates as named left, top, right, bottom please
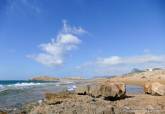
left=20, top=80, right=165, bottom=114
left=27, top=93, right=165, bottom=114
left=1, top=92, right=165, bottom=114
left=1, top=70, right=165, bottom=114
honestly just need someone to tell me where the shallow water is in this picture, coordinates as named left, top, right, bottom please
left=0, top=80, right=75, bottom=110
left=126, top=85, right=144, bottom=94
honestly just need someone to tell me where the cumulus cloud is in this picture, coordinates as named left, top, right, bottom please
left=76, top=54, right=165, bottom=76
left=28, top=21, right=86, bottom=66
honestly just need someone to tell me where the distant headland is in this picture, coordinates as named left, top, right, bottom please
left=30, top=76, right=59, bottom=81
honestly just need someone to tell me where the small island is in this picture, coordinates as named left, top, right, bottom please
left=31, top=76, right=59, bottom=81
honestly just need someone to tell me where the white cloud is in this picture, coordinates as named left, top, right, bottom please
left=8, top=0, right=41, bottom=14
left=28, top=21, right=86, bottom=66
left=96, top=56, right=121, bottom=66
left=76, top=54, right=165, bottom=76
left=96, top=55, right=165, bottom=66
left=62, top=20, right=87, bottom=35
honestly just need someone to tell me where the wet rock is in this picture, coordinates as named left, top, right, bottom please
left=144, top=82, right=165, bottom=96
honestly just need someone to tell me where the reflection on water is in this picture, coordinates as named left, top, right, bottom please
left=126, top=85, right=144, bottom=94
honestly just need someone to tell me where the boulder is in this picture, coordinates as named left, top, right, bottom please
left=144, top=82, right=152, bottom=94
left=100, top=82, right=126, bottom=99
left=144, top=82, right=165, bottom=96
left=76, top=82, right=126, bottom=99
left=76, top=84, right=90, bottom=95
left=89, top=84, right=102, bottom=97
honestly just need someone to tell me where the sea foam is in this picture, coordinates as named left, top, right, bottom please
left=67, top=85, right=77, bottom=91
left=0, top=82, right=42, bottom=93
left=0, top=84, right=3, bottom=88
left=6, top=82, right=42, bottom=90
left=13, top=82, right=41, bottom=87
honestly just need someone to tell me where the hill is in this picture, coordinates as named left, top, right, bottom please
left=110, top=69, right=165, bottom=86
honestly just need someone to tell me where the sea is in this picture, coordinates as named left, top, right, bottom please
left=0, top=80, right=76, bottom=111
left=0, top=80, right=144, bottom=111
left=126, top=85, right=144, bottom=94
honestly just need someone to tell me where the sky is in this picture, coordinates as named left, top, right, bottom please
left=0, top=0, right=165, bottom=80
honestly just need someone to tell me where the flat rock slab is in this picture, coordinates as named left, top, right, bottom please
left=29, top=93, right=165, bottom=114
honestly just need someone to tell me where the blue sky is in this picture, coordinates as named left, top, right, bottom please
left=0, top=0, right=165, bottom=79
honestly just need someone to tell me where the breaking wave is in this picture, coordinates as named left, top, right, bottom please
left=0, top=82, right=43, bottom=93
left=8, top=82, right=41, bottom=87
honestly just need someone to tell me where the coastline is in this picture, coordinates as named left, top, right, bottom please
left=27, top=70, right=165, bottom=114
left=1, top=70, right=165, bottom=114
left=27, top=93, right=165, bottom=114
left=21, top=79, right=165, bottom=114
left=0, top=79, right=78, bottom=114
